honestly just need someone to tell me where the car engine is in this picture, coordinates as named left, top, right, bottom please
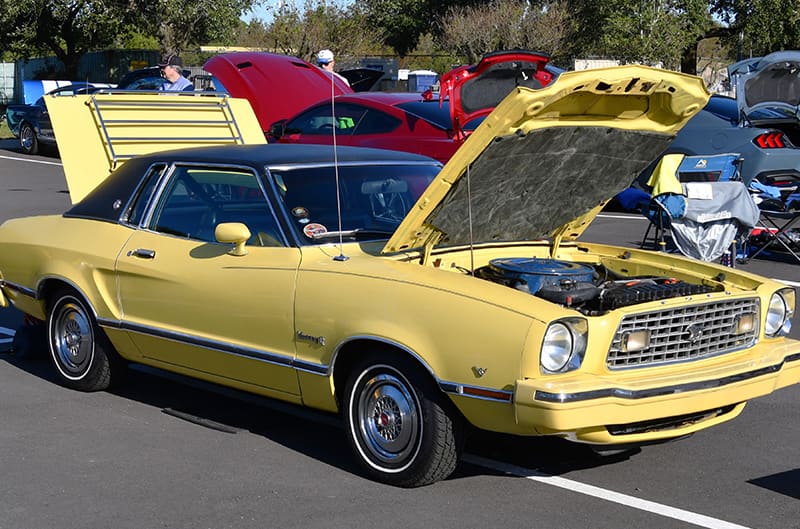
left=475, top=257, right=715, bottom=315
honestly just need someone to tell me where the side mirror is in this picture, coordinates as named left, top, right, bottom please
left=215, top=222, right=251, bottom=256
left=269, top=120, right=287, bottom=140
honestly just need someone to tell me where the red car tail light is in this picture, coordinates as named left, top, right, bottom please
left=754, top=131, right=787, bottom=149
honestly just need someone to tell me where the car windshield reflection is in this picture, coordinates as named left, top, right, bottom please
left=269, top=163, right=440, bottom=243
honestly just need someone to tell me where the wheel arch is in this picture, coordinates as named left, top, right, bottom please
left=331, top=336, right=443, bottom=410
left=37, top=277, right=99, bottom=318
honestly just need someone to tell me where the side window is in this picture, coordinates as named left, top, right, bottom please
left=285, top=103, right=369, bottom=136
left=125, top=163, right=167, bottom=226
left=148, top=165, right=284, bottom=247
left=351, top=109, right=401, bottom=135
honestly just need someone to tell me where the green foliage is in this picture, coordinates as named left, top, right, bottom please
left=254, top=1, right=387, bottom=64
left=566, top=0, right=713, bottom=70
left=0, top=0, right=132, bottom=76
left=129, top=0, right=256, bottom=54
left=438, top=0, right=573, bottom=64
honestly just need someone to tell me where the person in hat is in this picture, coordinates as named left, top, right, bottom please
left=159, top=54, right=194, bottom=91
left=317, top=49, right=350, bottom=86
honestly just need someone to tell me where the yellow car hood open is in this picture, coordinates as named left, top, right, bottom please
left=46, top=92, right=266, bottom=204
left=383, top=65, right=710, bottom=254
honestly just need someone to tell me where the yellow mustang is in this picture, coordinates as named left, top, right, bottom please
left=0, top=67, right=798, bottom=487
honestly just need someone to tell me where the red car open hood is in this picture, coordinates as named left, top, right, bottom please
left=204, top=52, right=353, bottom=132
left=438, top=50, right=556, bottom=139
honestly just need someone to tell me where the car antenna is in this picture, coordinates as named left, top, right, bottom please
left=329, top=69, right=349, bottom=262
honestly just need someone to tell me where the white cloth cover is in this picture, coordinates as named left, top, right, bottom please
left=668, top=182, right=760, bottom=261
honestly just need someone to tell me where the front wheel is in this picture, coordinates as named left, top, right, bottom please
left=19, top=122, right=39, bottom=155
left=47, top=289, right=116, bottom=391
left=344, top=353, right=463, bottom=487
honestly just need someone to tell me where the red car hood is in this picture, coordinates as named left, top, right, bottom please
left=439, top=50, right=556, bottom=139
left=204, top=52, right=353, bottom=132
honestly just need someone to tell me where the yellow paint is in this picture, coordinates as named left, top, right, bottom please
left=46, top=93, right=266, bottom=204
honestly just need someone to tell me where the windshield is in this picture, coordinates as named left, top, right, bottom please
left=269, top=163, right=440, bottom=244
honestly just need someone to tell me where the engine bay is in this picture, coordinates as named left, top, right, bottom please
left=475, top=257, right=716, bottom=315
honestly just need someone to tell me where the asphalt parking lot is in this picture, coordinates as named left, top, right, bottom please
left=0, top=143, right=798, bottom=529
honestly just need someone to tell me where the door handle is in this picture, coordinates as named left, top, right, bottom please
left=128, top=248, right=156, bottom=259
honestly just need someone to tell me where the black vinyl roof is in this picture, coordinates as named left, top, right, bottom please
left=65, top=144, right=439, bottom=223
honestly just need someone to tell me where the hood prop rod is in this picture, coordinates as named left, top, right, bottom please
left=467, top=164, right=475, bottom=274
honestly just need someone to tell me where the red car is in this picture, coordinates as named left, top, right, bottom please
left=205, top=50, right=559, bottom=163
left=204, top=51, right=352, bottom=132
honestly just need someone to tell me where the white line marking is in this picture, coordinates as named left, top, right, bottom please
left=0, top=338, right=12, bottom=344
left=776, top=279, right=800, bottom=287
left=0, top=326, right=16, bottom=336
left=597, top=213, right=646, bottom=220
left=464, top=455, right=753, bottom=529
left=0, top=155, right=62, bottom=166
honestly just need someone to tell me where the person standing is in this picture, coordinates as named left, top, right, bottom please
left=317, top=49, right=350, bottom=86
left=159, top=54, right=194, bottom=91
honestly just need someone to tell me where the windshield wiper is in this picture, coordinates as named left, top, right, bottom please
left=311, top=228, right=395, bottom=240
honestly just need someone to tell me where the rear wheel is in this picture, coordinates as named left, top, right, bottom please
left=19, top=122, right=39, bottom=155
left=343, top=352, right=463, bottom=487
left=47, top=288, right=116, bottom=391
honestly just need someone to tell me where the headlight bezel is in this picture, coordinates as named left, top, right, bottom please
left=540, top=318, right=588, bottom=374
left=765, top=288, right=795, bottom=338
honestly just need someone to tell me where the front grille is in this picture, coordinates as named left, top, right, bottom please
left=607, top=298, right=759, bottom=369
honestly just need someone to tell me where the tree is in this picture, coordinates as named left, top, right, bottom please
left=711, top=0, right=800, bottom=58
left=0, top=0, right=257, bottom=79
left=565, top=0, right=712, bottom=71
left=0, top=0, right=134, bottom=78
left=439, top=0, right=572, bottom=64
left=131, top=0, right=257, bottom=55
left=362, top=0, right=486, bottom=56
left=261, top=1, right=386, bottom=64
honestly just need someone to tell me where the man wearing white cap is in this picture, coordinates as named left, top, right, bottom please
left=317, top=49, right=350, bottom=86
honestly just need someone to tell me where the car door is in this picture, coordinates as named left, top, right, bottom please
left=115, top=162, right=302, bottom=395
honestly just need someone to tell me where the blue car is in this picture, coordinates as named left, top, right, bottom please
left=5, top=83, right=100, bottom=155
left=632, top=52, right=800, bottom=198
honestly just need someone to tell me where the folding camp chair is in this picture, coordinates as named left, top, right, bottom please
left=640, top=154, right=759, bottom=265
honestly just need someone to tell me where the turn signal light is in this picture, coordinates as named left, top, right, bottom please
left=754, top=132, right=787, bottom=149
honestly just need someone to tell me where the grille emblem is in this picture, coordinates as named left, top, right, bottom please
left=683, top=323, right=704, bottom=344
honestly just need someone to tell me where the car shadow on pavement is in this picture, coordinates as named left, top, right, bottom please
left=2, top=349, right=639, bottom=484
left=748, top=469, right=800, bottom=500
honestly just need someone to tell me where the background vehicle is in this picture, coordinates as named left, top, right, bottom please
left=633, top=52, right=800, bottom=197
left=208, top=50, right=558, bottom=162
left=5, top=83, right=99, bottom=154
left=268, top=93, right=478, bottom=164
left=204, top=51, right=351, bottom=133
left=116, top=66, right=194, bottom=91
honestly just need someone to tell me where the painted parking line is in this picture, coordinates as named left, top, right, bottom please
left=0, top=154, right=62, bottom=166
left=464, top=455, right=752, bottom=529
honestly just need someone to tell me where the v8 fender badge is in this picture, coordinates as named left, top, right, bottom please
left=296, top=331, right=325, bottom=346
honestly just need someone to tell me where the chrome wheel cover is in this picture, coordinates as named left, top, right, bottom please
left=52, top=300, right=94, bottom=379
left=355, top=370, right=421, bottom=469
left=20, top=126, right=34, bottom=151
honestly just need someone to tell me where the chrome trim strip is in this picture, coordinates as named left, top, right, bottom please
left=535, top=353, right=800, bottom=403
left=2, top=280, right=38, bottom=299
left=101, top=319, right=295, bottom=368
left=266, top=160, right=440, bottom=172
